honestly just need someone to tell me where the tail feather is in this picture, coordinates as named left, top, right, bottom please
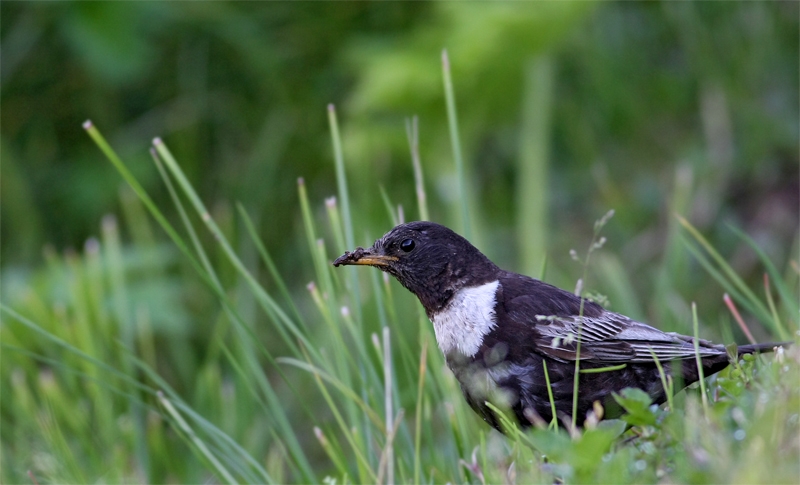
left=679, top=341, right=793, bottom=390
left=737, top=341, right=792, bottom=355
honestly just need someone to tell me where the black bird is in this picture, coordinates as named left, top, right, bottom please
left=333, top=221, right=785, bottom=430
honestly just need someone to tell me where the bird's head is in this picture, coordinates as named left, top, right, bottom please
left=333, top=221, right=498, bottom=313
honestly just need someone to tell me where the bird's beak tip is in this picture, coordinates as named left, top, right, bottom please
left=333, top=247, right=368, bottom=267
left=332, top=253, right=352, bottom=267
left=332, top=247, right=397, bottom=267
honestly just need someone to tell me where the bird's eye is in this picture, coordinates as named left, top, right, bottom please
left=400, top=238, right=415, bottom=252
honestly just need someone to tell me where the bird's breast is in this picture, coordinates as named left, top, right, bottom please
left=430, top=280, right=500, bottom=357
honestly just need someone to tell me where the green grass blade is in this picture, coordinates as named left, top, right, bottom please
left=379, top=185, right=400, bottom=227
left=728, top=225, right=797, bottom=330
left=277, top=357, right=384, bottom=429
left=325, top=196, right=348, bottom=258
left=327, top=105, right=364, bottom=326
left=153, top=139, right=315, bottom=355
left=2, top=344, right=158, bottom=412
left=680, top=235, right=773, bottom=333
left=237, top=202, right=306, bottom=328
left=83, top=122, right=209, bottom=284
left=157, top=391, right=240, bottom=485
left=542, top=359, right=559, bottom=430
left=149, top=142, right=317, bottom=481
left=413, top=339, right=428, bottom=485
left=292, top=348, right=378, bottom=483
left=691, top=303, right=709, bottom=415
left=441, top=49, right=470, bottom=238
left=678, top=216, right=773, bottom=328
left=327, top=104, right=355, bottom=250
left=516, top=56, right=553, bottom=276
left=648, top=348, right=674, bottom=411
left=405, top=116, right=429, bottom=221
left=579, top=364, right=627, bottom=373
left=2, top=305, right=153, bottom=395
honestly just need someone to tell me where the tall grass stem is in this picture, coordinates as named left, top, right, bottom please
left=516, top=56, right=553, bottom=275
left=406, top=116, right=429, bottom=221
left=691, top=303, right=709, bottom=415
left=441, top=50, right=471, bottom=238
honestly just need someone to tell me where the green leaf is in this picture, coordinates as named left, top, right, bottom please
left=614, top=388, right=658, bottom=427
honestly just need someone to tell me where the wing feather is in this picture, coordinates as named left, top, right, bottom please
left=497, top=276, right=726, bottom=364
left=536, top=314, right=726, bottom=363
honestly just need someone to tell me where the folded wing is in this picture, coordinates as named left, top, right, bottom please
left=498, top=274, right=725, bottom=364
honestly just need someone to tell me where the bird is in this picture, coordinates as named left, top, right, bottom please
left=333, top=221, right=787, bottom=431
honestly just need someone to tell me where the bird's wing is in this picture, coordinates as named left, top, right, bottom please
left=533, top=312, right=724, bottom=363
left=498, top=275, right=724, bottom=363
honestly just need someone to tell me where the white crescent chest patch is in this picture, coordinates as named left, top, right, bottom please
left=430, top=280, right=500, bottom=357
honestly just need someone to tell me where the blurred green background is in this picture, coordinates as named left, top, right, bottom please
left=4, top=1, right=797, bottom=327
left=1, top=2, right=798, bottom=482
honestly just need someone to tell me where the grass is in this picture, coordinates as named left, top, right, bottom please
left=2, top=75, right=799, bottom=484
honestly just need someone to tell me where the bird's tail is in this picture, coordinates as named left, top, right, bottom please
left=737, top=341, right=792, bottom=356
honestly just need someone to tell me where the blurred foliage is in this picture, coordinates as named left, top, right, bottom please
left=3, top=3, right=797, bottom=327
left=340, top=2, right=798, bottom=302
left=2, top=1, right=427, bottom=263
